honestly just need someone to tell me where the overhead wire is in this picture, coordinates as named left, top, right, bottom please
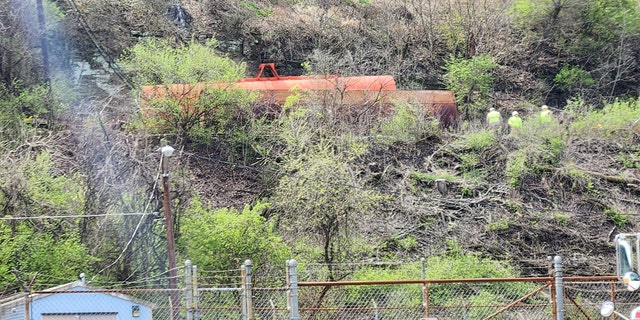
left=0, top=212, right=150, bottom=221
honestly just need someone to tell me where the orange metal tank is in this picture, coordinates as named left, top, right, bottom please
left=139, top=63, right=457, bottom=129
left=253, top=89, right=458, bottom=129
left=226, top=63, right=397, bottom=91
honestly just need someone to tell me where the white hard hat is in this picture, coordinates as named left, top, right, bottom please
left=489, top=107, right=495, bottom=111
left=541, top=105, right=548, bottom=110
left=512, top=111, right=518, bottom=116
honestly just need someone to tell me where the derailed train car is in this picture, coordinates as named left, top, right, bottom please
left=140, top=63, right=458, bottom=129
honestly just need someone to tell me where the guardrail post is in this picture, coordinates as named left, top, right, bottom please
left=287, top=259, right=300, bottom=320
left=554, top=255, right=565, bottom=320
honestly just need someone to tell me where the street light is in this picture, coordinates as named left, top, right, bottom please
left=160, top=143, right=178, bottom=319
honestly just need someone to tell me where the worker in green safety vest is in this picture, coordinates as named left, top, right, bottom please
left=507, top=111, right=522, bottom=134
left=539, top=105, right=552, bottom=123
left=486, top=107, right=502, bottom=130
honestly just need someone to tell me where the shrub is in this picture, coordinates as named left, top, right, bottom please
left=569, top=99, right=640, bottom=141
left=505, top=150, right=529, bottom=188
left=553, top=64, right=595, bottom=90
left=443, top=54, right=499, bottom=119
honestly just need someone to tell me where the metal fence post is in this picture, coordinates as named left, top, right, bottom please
left=241, top=264, right=247, bottom=320
left=372, top=299, right=379, bottom=320
left=554, top=255, right=565, bottom=320
left=245, top=260, right=254, bottom=320
left=185, top=260, right=193, bottom=320
left=421, top=258, right=427, bottom=317
left=193, top=264, right=199, bottom=320
left=287, top=260, right=300, bottom=320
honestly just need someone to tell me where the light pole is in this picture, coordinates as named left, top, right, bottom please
left=160, top=143, right=179, bottom=319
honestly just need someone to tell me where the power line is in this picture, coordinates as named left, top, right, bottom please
left=0, top=212, right=154, bottom=221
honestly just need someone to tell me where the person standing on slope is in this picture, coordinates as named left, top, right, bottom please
left=486, top=107, right=502, bottom=130
left=507, top=111, right=522, bottom=134
left=539, top=105, right=552, bottom=124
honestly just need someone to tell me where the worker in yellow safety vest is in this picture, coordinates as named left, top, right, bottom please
left=507, top=111, right=522, bottom=133
left=486, top=107, right=502, bottom=129
left=539, top=105, right=552, bottom=123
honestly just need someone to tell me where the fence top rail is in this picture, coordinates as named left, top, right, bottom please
left=31, top=288, right=177, bottom=294
left=298, top=275, right=619, bottom=286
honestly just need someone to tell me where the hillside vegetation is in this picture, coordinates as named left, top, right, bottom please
left=0, top=0, right=639, bottom=291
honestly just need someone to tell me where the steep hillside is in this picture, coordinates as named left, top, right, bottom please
left=54, top=0, right=640, bottom=279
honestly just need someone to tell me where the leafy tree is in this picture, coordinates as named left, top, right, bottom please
left=121, top=38, right=246, bottom=86
left=119, top=38, right=256, bottom=143
left=273, top=139, right=387, bottom=280
left=0, top=149, right=86, bottom=232
left=443, top=54, right=498, bottom=120
left=178, top=197, right=290, bottom=282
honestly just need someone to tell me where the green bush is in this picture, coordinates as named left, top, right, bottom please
left=179, top=197, right=291, bottom=283
left=569, top=99, right=640, bottom=140
left=604, top=208, right=628, bottom=228
left=376, top=102, right=438, bottom=144
left=456, top=129, right=496, bottom=152
left=443, top=54, right=499, bottom=118
left=553, top=64, right=595, bottom=90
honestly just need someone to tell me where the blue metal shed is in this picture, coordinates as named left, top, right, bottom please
left=0, top=278, right=156, bottom=320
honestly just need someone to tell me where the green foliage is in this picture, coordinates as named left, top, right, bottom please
left=25, top=151, right=86, bottom=216
left=241, top=2, right=274, bottom=17
left=121, top=38, right=258, bottom=144
left=0, top=223, right=94, bottom=288
left=581, top=0, right=640, bottom=44
left=443, top=54, right=498, bottom=116
left=179, top=197, right=290, bottom=280
left=461, top=129, right=496, bottom=151
left=505, top=200, right=522, bottom=215
left=0, top=150, right=86, bottom=231
left=508, top=0, right=549, bottom=29
left=503, top=109, right=568, bottom=188
left=553, top=213, right=569, bottom=226
left=425, top=242, right=532, bottom=309
left=505, top=150, right=529, bottom=188
left=563, top=166, right=595, bottom=193
left=273, top=140, right=387, bottom=269
left=346, top=263, right=424, bottom=307
left=569, top=98, right=640, bottom=140
left=618, top=151, right=640, bottom=169
left=121, top=38, right=245, bottom=85
left=553, top=64, right=595, bottom=90
left=486, top=218, right=509, bottom=231
left=604, top=208, right=628, bottom=228
left=428, top=241, right=517, bottom=279
left=0, top=84, right=50, bottom=143
left=409, top=170, right=458, bottom=195
left=376, top=102, right=439, bottom=144
left=543, top=136, right=565, bottom=165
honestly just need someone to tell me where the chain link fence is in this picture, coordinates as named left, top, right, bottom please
left=6, top=257, right=636, bottom=320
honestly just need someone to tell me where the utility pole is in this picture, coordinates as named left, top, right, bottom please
left=160, top=142, right=179, bottom=320
left=35, top=0, right=53, bottom=125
